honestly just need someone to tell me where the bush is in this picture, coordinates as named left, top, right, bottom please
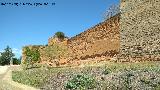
left=55, top=31, right=65, bottom=39
left=23, top=47, right=40, bottom=69
left=65, top=74, right=96, bottom=90
left=13, top=58, right=21, bottom=65
left=102, top=67, right=111, bottom=75
left=0, top=46, right=14, bottom=65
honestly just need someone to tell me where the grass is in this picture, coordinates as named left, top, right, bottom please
left=12, top=67, right=49, bottom=88
left=12, top=61, right=160, bottom=90
left=42, top=44, right=69, bottom=59
left=12, top=66, right=69, bottom=88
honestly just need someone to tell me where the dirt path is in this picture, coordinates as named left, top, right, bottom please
left=0, top=66, right=8, bottom=74
left=0, top=65, right=39, bottom=90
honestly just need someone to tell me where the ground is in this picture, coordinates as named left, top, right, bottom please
left=0, top=61, right=160, bottom=90
left=10, top=61, right=160, bottom=90
left=0, top=65, right=38, bottom=90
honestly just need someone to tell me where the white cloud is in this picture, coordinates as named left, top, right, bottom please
left=12, top=48, right=22, bottom=58
left=0, top=50, right=3, bottom=56
left=12, top=48, right=22, bottom=55
left=0, top=48, right=22, bottom=58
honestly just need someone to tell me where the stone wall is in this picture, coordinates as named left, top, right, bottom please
left=120, top=0, right=160, bottom=61
left=48, top=37, right=69, bottom=46
left=22, top=44, right=70, bottom=66
left=22, top=14, right=120, bottom=66
left=22, top=0, right=160, bottom=66
left=68, top=14, right=120, bottom=61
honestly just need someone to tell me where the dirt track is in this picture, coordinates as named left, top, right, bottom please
left=0, top=65, right=39, bottom=90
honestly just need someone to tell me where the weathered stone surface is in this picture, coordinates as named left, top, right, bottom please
left=68, top=14, right=120, bottom=61
left=22, top=14, right=120, bottom=66
left=22, top=0, right=160, bottom=66
left=120, top=0, right=160, bottom=61
left=48, top=37, right=69, bottom=46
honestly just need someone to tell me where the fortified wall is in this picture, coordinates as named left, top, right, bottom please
left=120, top=0, right=160, bottom=61
left=22, top=0, right=160, bottom=66
left=68, top=14, right=120, bottom=61
left=22, top=14, right=120, bottom=66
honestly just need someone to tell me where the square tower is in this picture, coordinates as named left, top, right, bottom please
left=120, top=0, right=160, bottom=60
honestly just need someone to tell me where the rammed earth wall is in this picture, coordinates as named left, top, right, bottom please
left=22, top=15, right=120, bottom=66
left=22, top=0, right=160, bottom=66
left=67, top=0, right=160, bottom=62
left=68, top=14, right=120, bottom=61
left=120, top=0, right=160, bottom=61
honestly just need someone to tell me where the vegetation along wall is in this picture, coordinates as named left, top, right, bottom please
left=22, top=0, right=160, bottom=66
left=22, top=14, right=120, bottom=66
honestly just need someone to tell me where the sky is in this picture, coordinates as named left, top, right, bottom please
left=0, top=0, right=119, bottom=58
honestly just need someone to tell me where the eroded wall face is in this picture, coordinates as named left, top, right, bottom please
left=120, top=0, right=160, bottom=59
left=68, top=15, right=120, bottom=60
left=22, top=14, right=120, bottom=66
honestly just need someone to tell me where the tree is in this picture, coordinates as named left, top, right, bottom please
left=104, top=4, right=120, bottom=20
left=0, top=46, right=15, bottom=65
left=54, top=31, right=65, bottom=40
left=23, top=47, right=40, bottom=69
left=13, top=57, right=21, bottom=65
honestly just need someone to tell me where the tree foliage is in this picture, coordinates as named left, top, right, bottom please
left=54, top=31, right=65, bottom=39
left=0, top=46, right=15, bottom=65
left=104, top=4, right=120, bottom=20
left=24, top=47, right=40, bottom=63
left=23, top=47, right=40, bottom=69
left=13, top=57, right=21, bottom=65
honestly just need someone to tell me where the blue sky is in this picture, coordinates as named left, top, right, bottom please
left=0, top=0, right=119, bottom=58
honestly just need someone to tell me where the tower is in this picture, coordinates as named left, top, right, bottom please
left=120, top=0, right=160, bottom=61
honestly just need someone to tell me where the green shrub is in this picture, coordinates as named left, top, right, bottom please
left=25, top=47, right=40, bottom=63
left=0, top=46, right=14, bottom=65
left=102, top=66, right=112, bottom=75
left=23, top=47, right=40, bottom=69
left=65, top=74, right=96, bottom=90
left=42, top=45, right=69, bottom=66
left=103, top=68, right=111, bottom=75
left=140, top=77, right=150, bottom=85
left=55, top=31, right=65, bottom=39
left=12, top=57, right=21, bottom=65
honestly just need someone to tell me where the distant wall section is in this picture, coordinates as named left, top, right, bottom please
left=68, top=14, right=120, bottom=61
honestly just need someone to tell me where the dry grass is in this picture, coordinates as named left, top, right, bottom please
left=0, top=81, right=22, bottom=90
left=12, top=61, right=160, bottom=90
